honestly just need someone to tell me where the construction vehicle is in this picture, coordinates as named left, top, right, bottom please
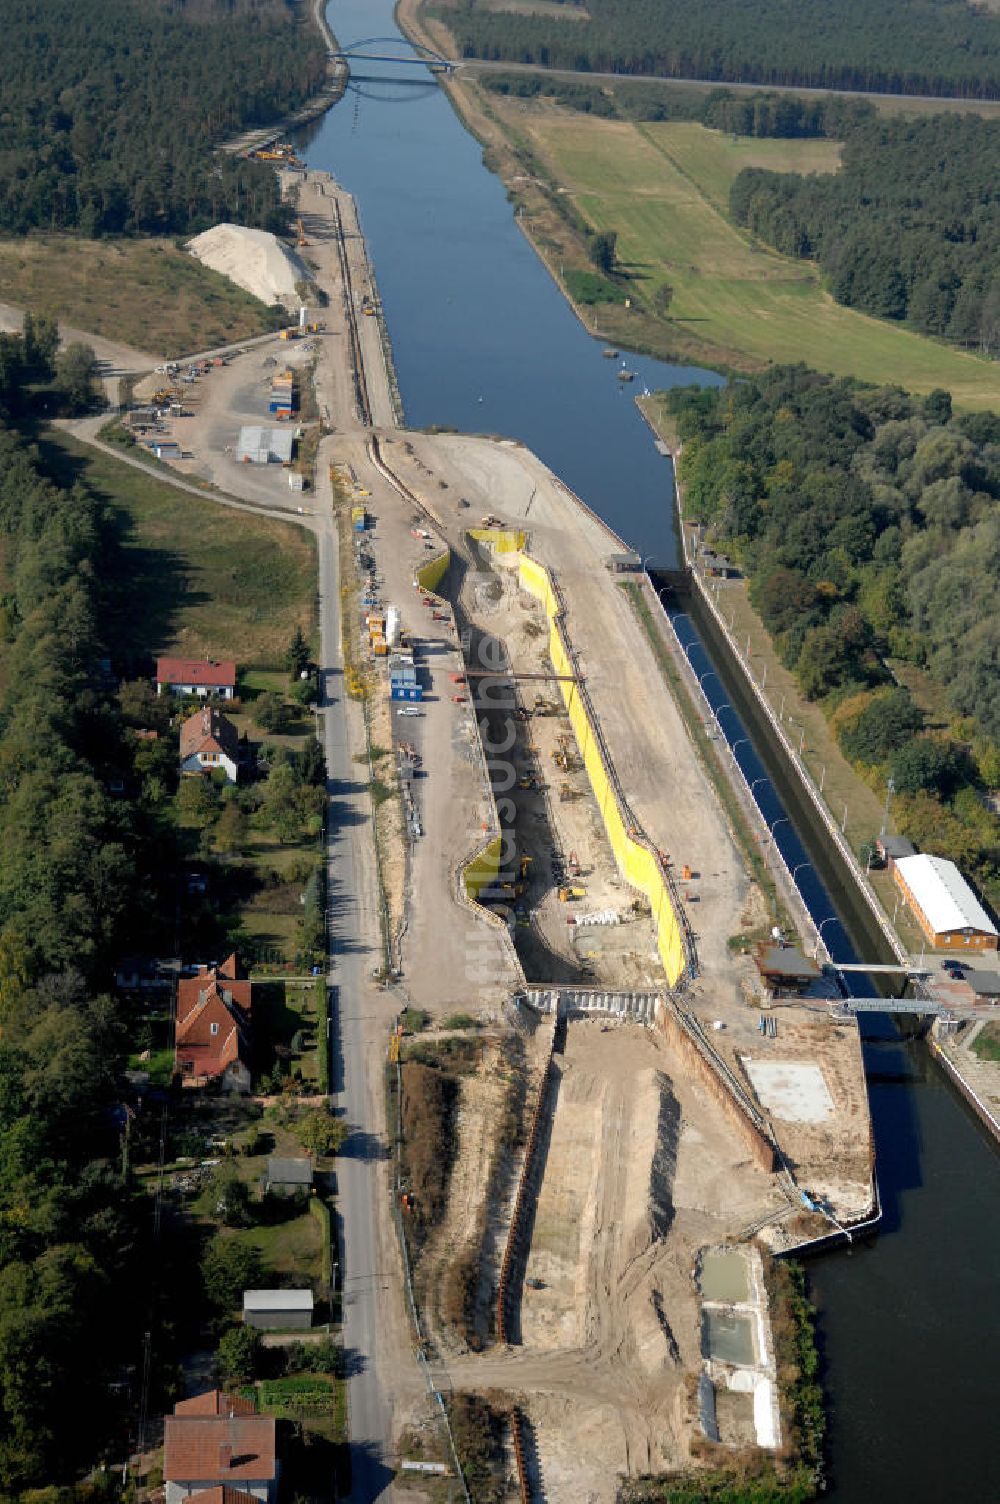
left=518, top=855, right=533, bottom=881
left=558, top=886, right=587, bottom=902
left=296, top=217, right=309, bottom=248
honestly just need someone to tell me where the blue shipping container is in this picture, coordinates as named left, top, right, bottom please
left=391, top=684, right=423, bottom=702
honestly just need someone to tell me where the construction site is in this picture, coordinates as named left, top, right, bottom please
left=95, top=152, right=877, bottom=1500
left=339, top=418, right=875, bottom=1497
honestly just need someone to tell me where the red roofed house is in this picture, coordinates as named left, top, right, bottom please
left=175, top=1391, right=256, bottom=1418
left=164, top=1392, right=278, bottom=1504
left=175, top=954, right=253, bottom=1093
left=157, top=657, right=237, bottom=700
left=180, top=707, right=241, bottom=782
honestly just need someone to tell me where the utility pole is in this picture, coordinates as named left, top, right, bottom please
left=881, top=777, right=895, bottom=838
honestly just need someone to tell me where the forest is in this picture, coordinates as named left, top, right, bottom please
left=729, top=113, right=1000, bottom=351
left=666, top=367, right=1000, bottom=905
left=437, top=0, right=1000, bottom=98
left=0, top=325, right=175, bottom=1486
left=0, top=0, right=325, bottom=236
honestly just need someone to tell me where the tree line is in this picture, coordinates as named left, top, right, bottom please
left=438, top=0, right=1000, bottom=98
left=482, top=74, right=874, bottom=138
left=730, top=113, right=1000, bottom=350
left=0, top=0, right=326, bottom=236
left=666, top=367, right=1000, bottom=905
left=0, top=326, right=176, bottom=1486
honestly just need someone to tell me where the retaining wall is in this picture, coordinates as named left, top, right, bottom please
left=497, top=1017, right=559, bottom=1345
left=658, top=1000, right=777, bottom=1173
left=516, top=549, right=689, bottom=987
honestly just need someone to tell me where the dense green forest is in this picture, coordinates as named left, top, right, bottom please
left=482, top=74, right=873, bottom=137
left=437, top=0, right=1000, bottom=98
left=666, top=368, right=1000, bottom=903
left=729, top=114, right=1000, bottom=349
left=0, top=0, right=325, bottom=236
left=0, top=326, right=176, bottom=1487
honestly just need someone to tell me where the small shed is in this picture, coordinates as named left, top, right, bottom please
left=754, top=944, right=822, bottom=996
left=700, top=550, right=733, bottom=577
left=264, top=1156, right=313, bottom=1196
left=967, top=971, right=1000, bottom=1001
left=605, top=552, right=642, bottom=574
left=243, top=1288, right=314, bottom=1332
left=875, top=834, right=916, bottom=870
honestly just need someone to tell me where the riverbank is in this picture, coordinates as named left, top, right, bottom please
left=221, top=0, right=347, bottom=157
left=394, top=0, right=738, bottom=372
left=397, top=0, right=1000, bottom=406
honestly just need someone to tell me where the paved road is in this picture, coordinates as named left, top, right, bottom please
left=454, top=57, right=1000, bottom=110
left=315, top=496, right=398, bottom=1502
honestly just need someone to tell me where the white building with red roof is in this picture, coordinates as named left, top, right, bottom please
left=180, top=707, right=241, bottom=782
left=157, top=657, right=237, bottom=699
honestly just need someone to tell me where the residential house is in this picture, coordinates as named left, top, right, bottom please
left=164, top=1393, right=278, bottom=1504
left=156, top=657, right=237, bottom=699
left=180, top=707, right=241, bottom=782
left=174, top=954, right=253, bottom=1092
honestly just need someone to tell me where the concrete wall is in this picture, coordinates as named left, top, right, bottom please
left=516, top=552, right=687, bottom=988
left=658, top=1002, right=776, bottom=1173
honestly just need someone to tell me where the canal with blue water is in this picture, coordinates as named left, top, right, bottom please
left=303, top=5, right=1000, bottom=1496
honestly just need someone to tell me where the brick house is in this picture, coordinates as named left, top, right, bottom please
left=174, top=954, right=253, bottom=1092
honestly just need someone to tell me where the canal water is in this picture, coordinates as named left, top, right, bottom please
left=305, top=5, right=1000, bottom=1498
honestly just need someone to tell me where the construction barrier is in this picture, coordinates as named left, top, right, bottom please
left=468, top=527, right=527, bottom=554
left=516, top=552, right=689, bottom=988
left=415, top=546, right=450, bottom=594
left=462, top=832, right=503, bottom=901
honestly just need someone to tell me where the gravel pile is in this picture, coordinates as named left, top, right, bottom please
left=186, top=222, right=311, bottom=305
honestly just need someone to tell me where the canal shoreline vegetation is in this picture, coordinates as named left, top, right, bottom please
left=660, top=368, right=1000, bottom=922
left=620, top=581, right=797, bottom=950
left=400, top=1, right=1000, bottom=406
left=619, top=1259, right=823, bottom=1504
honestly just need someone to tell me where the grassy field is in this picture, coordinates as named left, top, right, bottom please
left=0, top=236, right=281, bottom=358
left=517, top=113, right=1000, bottom=406
left=40, top=429, right=316, bottom=666
left=650, top=124, right=841, bottom=212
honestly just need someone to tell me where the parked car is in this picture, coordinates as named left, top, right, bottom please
left=398, top=708, right=422, bottom=717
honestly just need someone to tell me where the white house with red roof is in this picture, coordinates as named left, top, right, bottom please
left=157, top=657, right=237, bottom=699
left=180, top=707, right=241, bottom=782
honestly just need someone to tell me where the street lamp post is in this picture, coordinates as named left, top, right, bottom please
left=749, top=776, right=769, bottom=799
left=768, top=815, right=790, bottom=844
left=792, top=861, right=811, bottom=884
left=698, top=669, right=718, bottom=695
left=729, top=734, right=750, bottom=761
left=712, top=704, right=733, bottom=737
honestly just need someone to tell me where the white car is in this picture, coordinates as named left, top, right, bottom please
left=398, top=707, right=422, bottom=717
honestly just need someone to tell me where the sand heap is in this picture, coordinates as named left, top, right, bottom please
left=186, top=223, right=311, bottom=306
